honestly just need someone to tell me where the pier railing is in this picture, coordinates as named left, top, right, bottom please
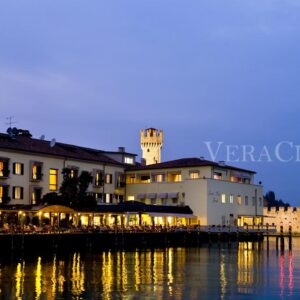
left=0, top=224, right=276, bottom=235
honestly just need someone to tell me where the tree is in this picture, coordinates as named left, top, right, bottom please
left=265, top=190, right=290, bottom=208
left=59, top=168, right=95, bottom=208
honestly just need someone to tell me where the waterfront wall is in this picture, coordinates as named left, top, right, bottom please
left=0, top=231, right=263, bottom=254
left=263, top=207, right=300, bottom=233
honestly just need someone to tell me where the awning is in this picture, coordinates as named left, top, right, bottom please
left=157, top=193, right=168, bottom=199
left=137, top=193, right=146, bottom=199
left=147, top=193, right=157, bottom=199
left=168, top=192, right=179, bottom=199
left=148, top=212, right=195, bottom=218
left=37, top=205, right=76, bottom=214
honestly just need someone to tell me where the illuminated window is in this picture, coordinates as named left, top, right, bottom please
left=168, top=173, right=181, bottom=182
left=94, top=171, right=103, bottom=187
left=237, top=195, right=242, bottom=205
left=0, top=158, right=9, bottom=177
left=127, top=196, right=135, bottom=201
left=230, top=195, right=234, bottom=204
left=190, top=171, right=200, bottom=179
left=70, top=169, right=78, bottom=178
left=116, top=174, right=125, bottom=188
left=245, top=196, right=249, bottom=206
left=105, top=193, right=113, bottom=203
left=0, top=186, right=9, bottom=203
left=13, top=186, right=23, bottom=200
left=140, top=175, right=151, bottom=183
left=126, top=175, right=136, bottom=184
left=13, top=162, right=24, bottom=175
left=105, top=174, right=113, bottom=184
left=152, top=174, right=165, bottom=182
left=213, top=172, right=222, bottom=180
left=124, top=157, right=134, bottom=164
left=221, top=194, right=226, bottom=203
left=31, top=162, right=43, bottom=181
left=31, top=188, right=42, bottom=205
left=49, top=169, right=58, bottom=191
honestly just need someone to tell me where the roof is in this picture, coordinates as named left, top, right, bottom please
left=0, top=202, right=194, bottom=215
left=126, top=157, right=256, bottom=174
left=0, top=133, right=122, bottom=166
left=79, top=201, right=194, bottom=215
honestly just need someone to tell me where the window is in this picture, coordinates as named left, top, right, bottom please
left=221, top=194, right=226, bottom=204
left=0, top=158, right=9, bottom=177
left=168, top=173, right=181, bottom=182
left=105, top=193, right=113, bottom=203
left=140, top=175, right=150, bottom=183
left=245, top=196, right=249, bottom=206
left=213, top=172, right=222, bottom=180
left=0, top=186, right=9, bottom=203
left=31, top=188, right=42, bottom=205
left=31, top=162, right=43, bottom=181
left=124, top=157, right=134, bottom=164
left=13, top=162, right=24, bottom=175
left=126, top=175, right=136, bottom=184
left=230, top=195, right=234, bottom=204
left=94, top=171, right=103, bottom=187
left=13, top=186, right=23, bottom=200
left=152, top=174, right=165, bottom=182
left=237, top=195, right=242, bottom=205
left=105, top=174, right=113, bottom=184
left=116, top=174, right=126, bottom=188
left=49, top=169, right=58, bottom=191
left=127, top=196, right=135, bottom=201
left=70, top=169, right=78, bottom=178
left=190, top=171, right=200, bottom=179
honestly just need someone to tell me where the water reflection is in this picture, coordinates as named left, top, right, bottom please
left=0, top=239, right=300, bottom=299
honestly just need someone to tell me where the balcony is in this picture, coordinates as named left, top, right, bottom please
left=31, top=173, right=43, bottom=182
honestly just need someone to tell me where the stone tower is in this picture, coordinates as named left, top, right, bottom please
left=140, top=128, right=163, bottom=165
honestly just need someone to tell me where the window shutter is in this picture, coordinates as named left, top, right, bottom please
left=12, top=163, right=16, bottom=174
left=21, top=164, right=24, bottom=175
left=12, top=187, right=15, bottom=199
left=20, top=187, right=24, bottom=199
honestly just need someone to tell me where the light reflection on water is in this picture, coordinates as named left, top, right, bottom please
left=1, top=238, right=300, bottom=299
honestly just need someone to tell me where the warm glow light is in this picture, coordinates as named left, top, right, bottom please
left=35, top=257, right=42, bottom=300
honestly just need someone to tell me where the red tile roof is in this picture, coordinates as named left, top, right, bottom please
left=0, top=133, right=122, bottom=165
left=126, top=157, right=256, bottom=174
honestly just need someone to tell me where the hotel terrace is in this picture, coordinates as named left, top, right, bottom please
left=0, top=128, right=263, bottom=229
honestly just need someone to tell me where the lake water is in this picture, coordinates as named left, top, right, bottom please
left=0, top=237, right=299, bottom=299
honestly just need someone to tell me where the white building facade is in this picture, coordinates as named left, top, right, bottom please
left=126, top=158, right=264, bottom=226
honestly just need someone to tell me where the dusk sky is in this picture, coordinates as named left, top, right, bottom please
left=1, top=1, right=300, bottom=205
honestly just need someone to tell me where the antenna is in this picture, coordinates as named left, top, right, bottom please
left=40, top=134, right=45, bottom=140
left=50, top=138, right=56, bottom=147
left=5, top=116, right=16, bottom=129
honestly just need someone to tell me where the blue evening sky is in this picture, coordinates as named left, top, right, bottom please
left=0, top=1, right=300, bottom=205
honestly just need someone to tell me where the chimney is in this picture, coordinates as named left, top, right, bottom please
left=118, top=147, right=125, bottom=152
left=141, top=158, right=146, bottom=166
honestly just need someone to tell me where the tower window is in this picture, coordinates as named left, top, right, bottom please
left=147, top=149, right=150, bottom=152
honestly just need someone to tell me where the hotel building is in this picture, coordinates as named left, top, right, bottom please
left=0, top=127, right=264, bottom=227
